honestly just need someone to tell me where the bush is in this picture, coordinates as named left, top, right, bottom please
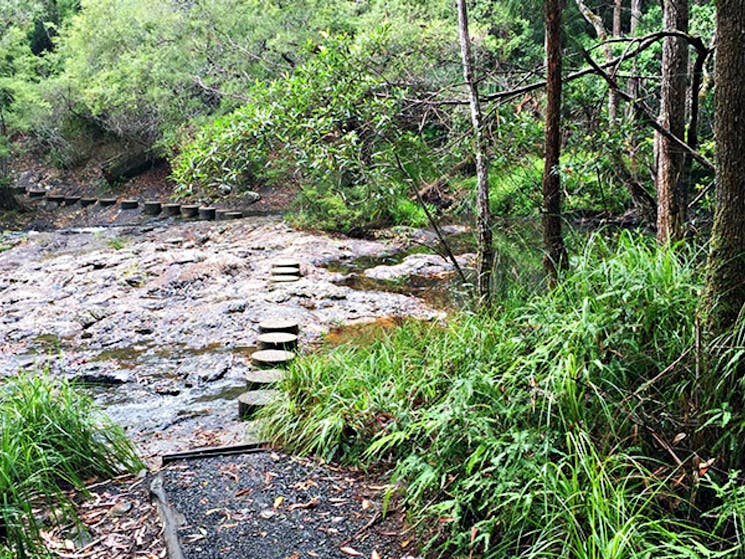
left=0, top=373, right=142, bottom=558
left=260, top=233, right=745, bottom=557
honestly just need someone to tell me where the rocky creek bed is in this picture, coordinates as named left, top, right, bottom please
left=0, top=215, right=471, bottom=459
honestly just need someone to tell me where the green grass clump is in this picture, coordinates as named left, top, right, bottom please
left=261, top=232, right=745, bottom=557
left=0, top=373, right=143, bottom=558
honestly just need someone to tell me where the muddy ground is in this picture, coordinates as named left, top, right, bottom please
left=0, top=203, right=471, bottom=461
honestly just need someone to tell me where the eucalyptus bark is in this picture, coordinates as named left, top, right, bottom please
left=457, top=0, right=493, bottom=305
left=655, top=0, right=689, bottom=244
left=543, top=0, right=568, bottom=281
left=702, top=1, right=745, bottom=334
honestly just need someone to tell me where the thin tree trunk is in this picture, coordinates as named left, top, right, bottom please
left=626, top=0, right=643, bottom=121
left=655, top=0, right=689, bottom=244
left=457, top=0, right=493, bottom=305
left=543, top=0, right=568, bottom=282
left=702, top=1, right=745, bottom=334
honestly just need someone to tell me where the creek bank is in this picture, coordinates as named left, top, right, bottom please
left=0, top=215, right=466, bottom=458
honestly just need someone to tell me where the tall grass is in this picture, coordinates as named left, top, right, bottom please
left=261, top=231, right=745, bottom=557
left=0, top=373, right=142, bottom=558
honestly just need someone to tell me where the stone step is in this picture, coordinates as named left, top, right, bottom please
left=273, top=259, right=300, bottom=269
left=64, top=196, right=81, bottom=206
left=243, top=419, right=267, bottom=445
left=257, top=332, right=298, bottom=351
left=80, top=197, right=98, bottom=207
left=199, top=207, right=216, bottom=220
left=269, top=274, right=300, bottom=283
left=237, top=389, right=278, bottom=418
left=271, top=266, right=302, bottom=276
left=28, top=189, right=46, bottom=199
left=121, top=199, right=139, bottom=210
left=144, top=201, right=162, bottom=215
left=47, top=193, right=65, bottom=204
left=245, top=368, right=285, bottom=390
left=163, top=203, right=181, bottom=216
left=181, top=204, right=199, bottom=218
left=98, top=198, right=117, bottom=207
left=258, top=318, right=300, bottom=335
left=251, top=349, right=295, bottom=368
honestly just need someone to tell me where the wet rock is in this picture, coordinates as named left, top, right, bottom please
left=72, top=366, right=133, bottom=385
left=223, top=301, right=247, bottom=314
left=180, top=355, right=232, bottom=383
left=364, top=253, right=474, bottom=281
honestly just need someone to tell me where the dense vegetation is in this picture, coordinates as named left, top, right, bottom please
left=0, top=0, right=717, bottom=231
left=0, top=373, right=142, bottom=558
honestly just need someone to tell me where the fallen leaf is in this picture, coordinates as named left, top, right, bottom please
left=288, top=496, right=320, bottom=511
left=274, top=496, right=285, bottom=509
left=340, top=546, right=363, bottom=556
left=361, top=499, right=373, bottom=511
left=371, top=550, right=381, bottom=559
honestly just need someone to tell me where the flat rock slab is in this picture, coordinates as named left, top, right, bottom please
left=237, top=389, right=278, bottom=417
left=159, top=452, right=413, bottom=559
left=257, top=332, right=298, bottom=350
left=245, top=368, right=285, bottom=389
left=258, top=319, right=300, bottom=335
left=250, top=349, right=295, bottom=368
left=273, top=259, right=300, bottom=268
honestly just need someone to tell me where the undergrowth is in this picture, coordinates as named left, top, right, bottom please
left=0, top=373, right=143, bottom=558
left=261, top=231, right=745, bottom=557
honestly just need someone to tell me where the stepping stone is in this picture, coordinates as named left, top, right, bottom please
left=243, top=419, right=267, bottom=444
left=80, top=197, right=98, bottom=207
left=98, top=198, right=117, bottom=207
left=269, top=275, right=300, bottom=283
left=163, top=203, right=181, bottom=216
left=273, top=259, right=300, bottom=269
left=251, top=349, right=295, bottom=368
left=225, top=211, right=243, bottom=220
left=271, top=266, right=302, bottom=276
left=144, top=201, right=161, bottom=215
left=63, top=196, right=80, bottom=206
left=121, top=199, right=139, bottom=210
left=215, top=209, right=230, bottom=220
left=181, top=204, right=199, bottom=218
left=258, top=318, right=300, bottom=335
left=245, top=368, right=285, bottom=389
left=198, top=207, right=216, bottom=220
left=28, top=189, right=46, bottom=199
left=12, top=185, right=26, bottom=194
left=237, top=389, right=278, bottom=418
left=257, top=332, right=298, bottom=351
left=46, top=193, right=65, bottom=204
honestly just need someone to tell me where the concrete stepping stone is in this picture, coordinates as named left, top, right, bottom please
left=63, top=196, right=80, bottom=206
left=225, top=211, right=243, bottom=220
left=258, top=318, right=300, bottom=335
left=144, top=201, right=162, bottom=215
left=181, top=204, right=199, bottom=218
left=98, top=198, right=117, bottom=207
left=251, top=349, right=295, bottom=368
left=80, top=197, right=97, bottom=207
left=28, top=189, right=46, bottom=199
left=237, top=389, right=278, bottom=418
left=163, top=203, right=181, bottom=216
left=257, top=332, right=298, bottom=351
left=215, top=209, right=230, bottom=220
left=46, top=193, right=65, bottom=204
left=199, top=207, right=216, bottom=220
left=12, top=185, right=26, bottom=194
left=243, top=419, right=267, bottom=444
left=245, top=368, right=285, bottom=389
left=269, top=274, right=300, bottom=283
left=121, top=199, right=139, bottom=210
left=273, top=259, right=300, bottom=269
left=271, top=266, right=302, bottom=276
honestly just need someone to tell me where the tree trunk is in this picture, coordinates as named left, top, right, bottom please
left=457, top=0, right=493, bottom=305
left=702, top=1, right=745, bottom=334
left=626, top=0, right=643, bottom=120
left=655, top=0, right=689, bottom=244
left=543, top=0, right=568, bottom=282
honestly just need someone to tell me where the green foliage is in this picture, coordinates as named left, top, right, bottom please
left=0, top=373, right=142, bottom=558
left=260, top=233, right=745, bottom=557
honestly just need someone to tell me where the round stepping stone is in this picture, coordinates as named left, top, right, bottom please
left=199, top=207, right=216, bottom=220
left=144, top=201, right=161, bottom=215
left=269, top=274, right=300, bottom=283
left=273, top=259, right=300, bottom=269
left=28, top=189, right=46, bottom=199
left=63, top=196, right=80, bottom=206
left=46, top=193, right=65, bottom=204
left=80, top=197, right=98, bottom=207
left=257, top=332, right=298, bottom=351
left=120, top=199, right=138, bottom=210
left=98, top=198, right=117, bottom=207
left=163, top=203, right=181, bottom=216
left=238, top=389, right=278, bottom=418
left=271, top=266, right=302, bottom=276
left=245, top=368, right=285, bottom=389
left=258, top=319, right=300, bottom=335
left=181, top=204, right=199, bottom=218
left=12, top=185, right=26, bottom=194
left=215, top=209, right=230, bottom=220
left=251, top=349, right=295, bottom=368
left=225, top=211, right=243, bottom=220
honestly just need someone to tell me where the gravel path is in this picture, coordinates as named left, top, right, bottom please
left=159, top=451, right=420, bottom=559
